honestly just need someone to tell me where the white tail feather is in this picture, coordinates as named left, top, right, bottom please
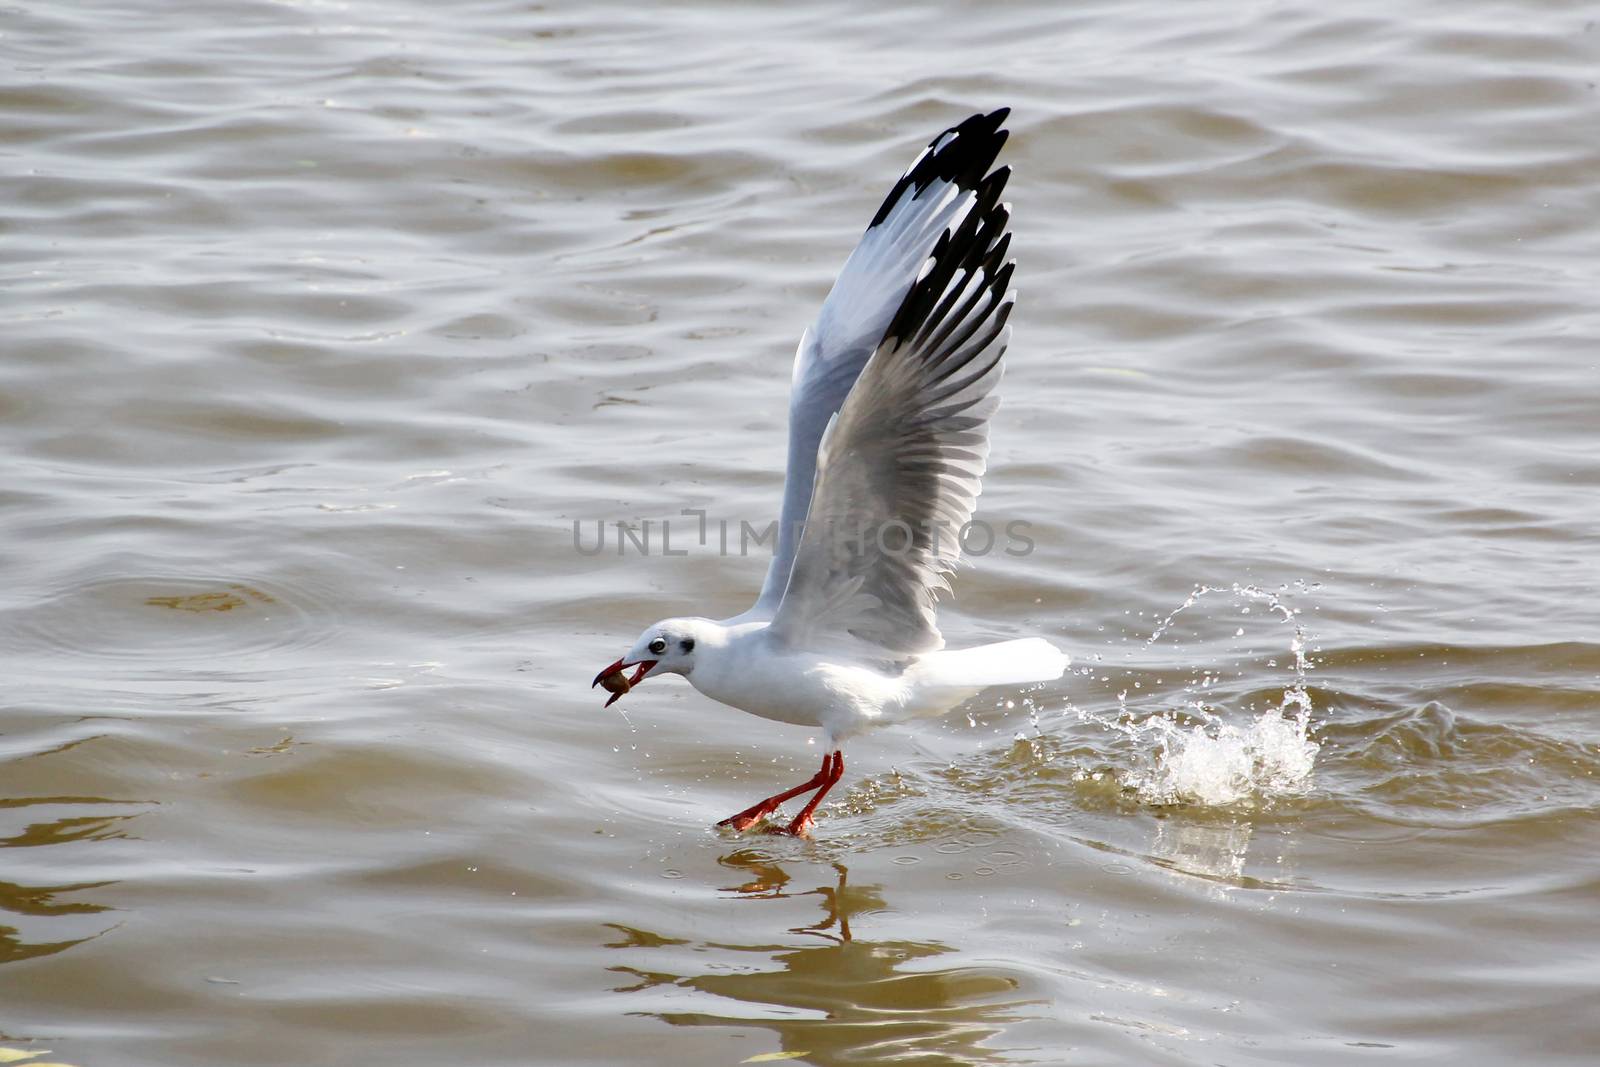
left=913, top=638, right=1069, bottom=691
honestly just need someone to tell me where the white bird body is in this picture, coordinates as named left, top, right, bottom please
left=672, top=617, right=1068, bottom=742
left=593, top=109, right=1069, bottom=835
left=688, top=622, right=905, bottom=739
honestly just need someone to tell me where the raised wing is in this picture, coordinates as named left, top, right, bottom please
left=766, top=161, right=1015, bottom=655
left=747, top=109, right=1012, bottom=617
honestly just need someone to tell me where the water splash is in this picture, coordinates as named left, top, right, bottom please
left=1084, top=582, right=1321, bottom=808
left=1123, top=700, right=1319, bottom=807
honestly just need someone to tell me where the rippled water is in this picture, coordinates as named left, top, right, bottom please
left=5, top=2, right=1599, bottom=1064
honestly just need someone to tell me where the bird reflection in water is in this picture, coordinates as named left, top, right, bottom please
left=604, top=850, right=1032, bottom=1066
left=718, top=851, right=862, bottom=944
left=0, top=797, right=129, bottom=964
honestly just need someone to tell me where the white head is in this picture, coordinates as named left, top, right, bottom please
left=592, top=617, right=715, bottom=707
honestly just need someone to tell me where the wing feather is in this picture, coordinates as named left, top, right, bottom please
left=747, top=109, right=1012, bottom=616
left=767, top=174, right=1016, bottom=655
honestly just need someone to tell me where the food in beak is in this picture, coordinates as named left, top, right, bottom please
left=591, top=659, right=657, bottom=707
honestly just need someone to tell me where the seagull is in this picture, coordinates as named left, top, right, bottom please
left=593, top=108, right=1068, bottom=836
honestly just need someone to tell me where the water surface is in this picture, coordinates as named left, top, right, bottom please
left=4, top=1, right=1599, bottom=1064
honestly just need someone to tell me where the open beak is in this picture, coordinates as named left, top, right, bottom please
left=591, top=658, right=657, bottom=708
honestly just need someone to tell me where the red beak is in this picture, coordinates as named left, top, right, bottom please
left=592, top=658, right=626, bottom=688
left=592, top=658, right=657, bottom=708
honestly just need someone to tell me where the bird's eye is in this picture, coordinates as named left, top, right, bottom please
left=680, top=638, right=695, bottom=654
left=648, top=637, right=667, bottom=655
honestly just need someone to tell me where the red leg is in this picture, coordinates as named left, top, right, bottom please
left=777, top=751, right=844, bottom=838
left=717, top=752, right=835, bottom=832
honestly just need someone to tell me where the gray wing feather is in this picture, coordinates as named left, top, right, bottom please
left=767, top=174, right=1016, bottom=655
left=747, top=110, right=1012, bottom=617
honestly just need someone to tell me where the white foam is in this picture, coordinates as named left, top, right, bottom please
left=1126, top=701, right=1319, bottom=807
left=1083, top=582, right=1322, bottom=808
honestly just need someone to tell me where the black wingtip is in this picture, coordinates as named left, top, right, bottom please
left=880, top=188, right=1014, bottom=356
left=868, top=109, right=1013, bottom=228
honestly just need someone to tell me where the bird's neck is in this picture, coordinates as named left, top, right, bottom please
left=685, top=620, right=770, bottom=694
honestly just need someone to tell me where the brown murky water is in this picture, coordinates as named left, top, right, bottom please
left=4, top=2, right=1599, bottom=1064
